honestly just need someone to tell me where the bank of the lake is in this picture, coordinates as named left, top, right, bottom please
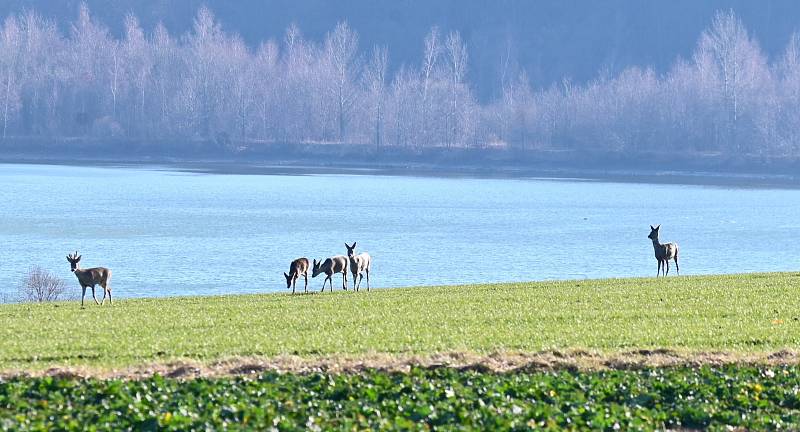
left=2, top=273, right=800, bottom=374
left=3, top=153, right=800, bottom=188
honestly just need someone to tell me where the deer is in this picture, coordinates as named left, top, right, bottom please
left=311, top=256, right=348, bottom=292
left=345, top=242, right=371, bottom=292
left=66, top=251, right=112, bottom=307
left=284, top=257, right=309, bottom=294
left=648, top=225, right=679, bottom=277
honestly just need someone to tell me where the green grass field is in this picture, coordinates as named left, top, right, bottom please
left=1, top=273, right=800, bottom=371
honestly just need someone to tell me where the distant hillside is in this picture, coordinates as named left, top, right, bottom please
left=2, top=0, right=799, bottom=99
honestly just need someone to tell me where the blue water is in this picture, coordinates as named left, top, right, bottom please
left=0, top=163, right=798, bottom=300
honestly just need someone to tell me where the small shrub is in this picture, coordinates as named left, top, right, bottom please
left=18, top=266, right=67, bottom=303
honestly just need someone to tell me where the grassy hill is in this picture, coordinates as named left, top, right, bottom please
left=2, top=273, right=799, bottom=373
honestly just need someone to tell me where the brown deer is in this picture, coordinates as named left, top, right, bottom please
left=648, top=225, right=679, bottom=277
left=311, top=256, right=348, bottom=292
left=66, top=251, right=112, bottom=307
left=284, top=257, right=309, bottom=294
left=345, top=242, right=371, bottom=292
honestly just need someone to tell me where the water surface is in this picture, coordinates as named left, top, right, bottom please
left=0, top=163, right=797, bottom=299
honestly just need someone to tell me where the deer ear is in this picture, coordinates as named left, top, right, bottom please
left=655, top=225, right=660, bottom=230
left=650, top=225, right=654, bottom=230
left=352, top=242, right=356, bottom=248
left=284, top=272, right=289, bottom=278
left=76, top=255, right=81, bottom=261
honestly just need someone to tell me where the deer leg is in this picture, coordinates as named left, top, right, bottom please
left=665, top=260, right=670, bottom=276
left=674, top=257, right=680, bottom=275
left=656, top=260, right=661, bottom=277
left=343, top=272, right=348, bottom=291
left=100, top=288, right=107, bottom=305
left=81, top=286, right=86, bottom=307
left=320, top=275, right=329, bottom=293
left=304, top=274, right=308, bottom=293
left=91, top=286, right=100, bottom=305
left=291, top=277, right=296, bottom=295
left=108, top=289, right=112, bottom=305
left=366, top=270, right=370, bottom=292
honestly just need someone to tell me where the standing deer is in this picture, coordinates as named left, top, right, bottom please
left=66, top=251, right=112, bottom=307
left=284, top=257, right=309, bottom=294
left=345, top=242, right=371, bottom=292
left=311, top=256, right=349, bottom=292
left=648, top=225, right=679, bottom=277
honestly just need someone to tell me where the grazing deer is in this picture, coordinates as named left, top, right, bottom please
left=648, top=225, right=679, bottom=277
left=345, top=242, right=371, bottom=292
left=284, top=258, right=309, bottom=294
left=66, top=251, right=112, bottom=307
left=311, top=256, right=348, bottom=292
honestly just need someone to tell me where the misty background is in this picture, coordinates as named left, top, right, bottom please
left=0, top=1, right=799, bottom=168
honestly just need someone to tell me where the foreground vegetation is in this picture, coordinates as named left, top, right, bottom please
left=1, top=273, right=799, bottom=371
left=3, top=365, right=800, bottom=430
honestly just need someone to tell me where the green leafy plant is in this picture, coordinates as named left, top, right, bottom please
left=2, top=366, right=800, bottom=431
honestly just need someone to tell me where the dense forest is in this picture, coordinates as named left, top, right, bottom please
left=0, top=3, right=799, bottom=165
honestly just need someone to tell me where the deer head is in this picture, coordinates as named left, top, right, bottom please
left=648, top=225, right=660, bottom=241
left=345, top=242, right=357, bottom=257
left=66, top=251, right=82, bottom=272
left=283, top=272, right=293, bottom=289
left=311, top=259, right=323, bottom=277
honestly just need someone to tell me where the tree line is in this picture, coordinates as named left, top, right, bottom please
left=0, top=5, right=798, bottom=161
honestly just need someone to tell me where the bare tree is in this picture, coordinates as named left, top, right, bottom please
left=69, top=2, right=114, bottom=135
left=121, top=13, right=152, bottom=136
left=324, top=22, right=360, bottom=142
left=696, top=10, right=769, bottom=152
left=775, top=33, right=800, bottom=155
left=420, top=26, right=441, bottom=148
left=0, top=16, right=21, bottom=139
left=150, top=22, right=179, bottom=137
left=18, top=266, right=67, bottom=303
left=253, top=40, right=279, bottom=142
left=363, top=45, right=388, bottom=151
left=184, top=6, right=225, bottom=139
left=445, top=31, right=468, bottom=148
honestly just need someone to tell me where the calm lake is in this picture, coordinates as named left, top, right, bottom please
left=0, top=163, right=798, bottom=300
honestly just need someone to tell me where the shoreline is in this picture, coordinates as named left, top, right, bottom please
left=2, top=154, right=800, bottom=188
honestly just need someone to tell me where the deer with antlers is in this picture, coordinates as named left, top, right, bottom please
left=345, top=242, right=371, bottom=292
left=66, top=251, right=112, bottom=307
left=648, top=225, right=679, bottom=277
